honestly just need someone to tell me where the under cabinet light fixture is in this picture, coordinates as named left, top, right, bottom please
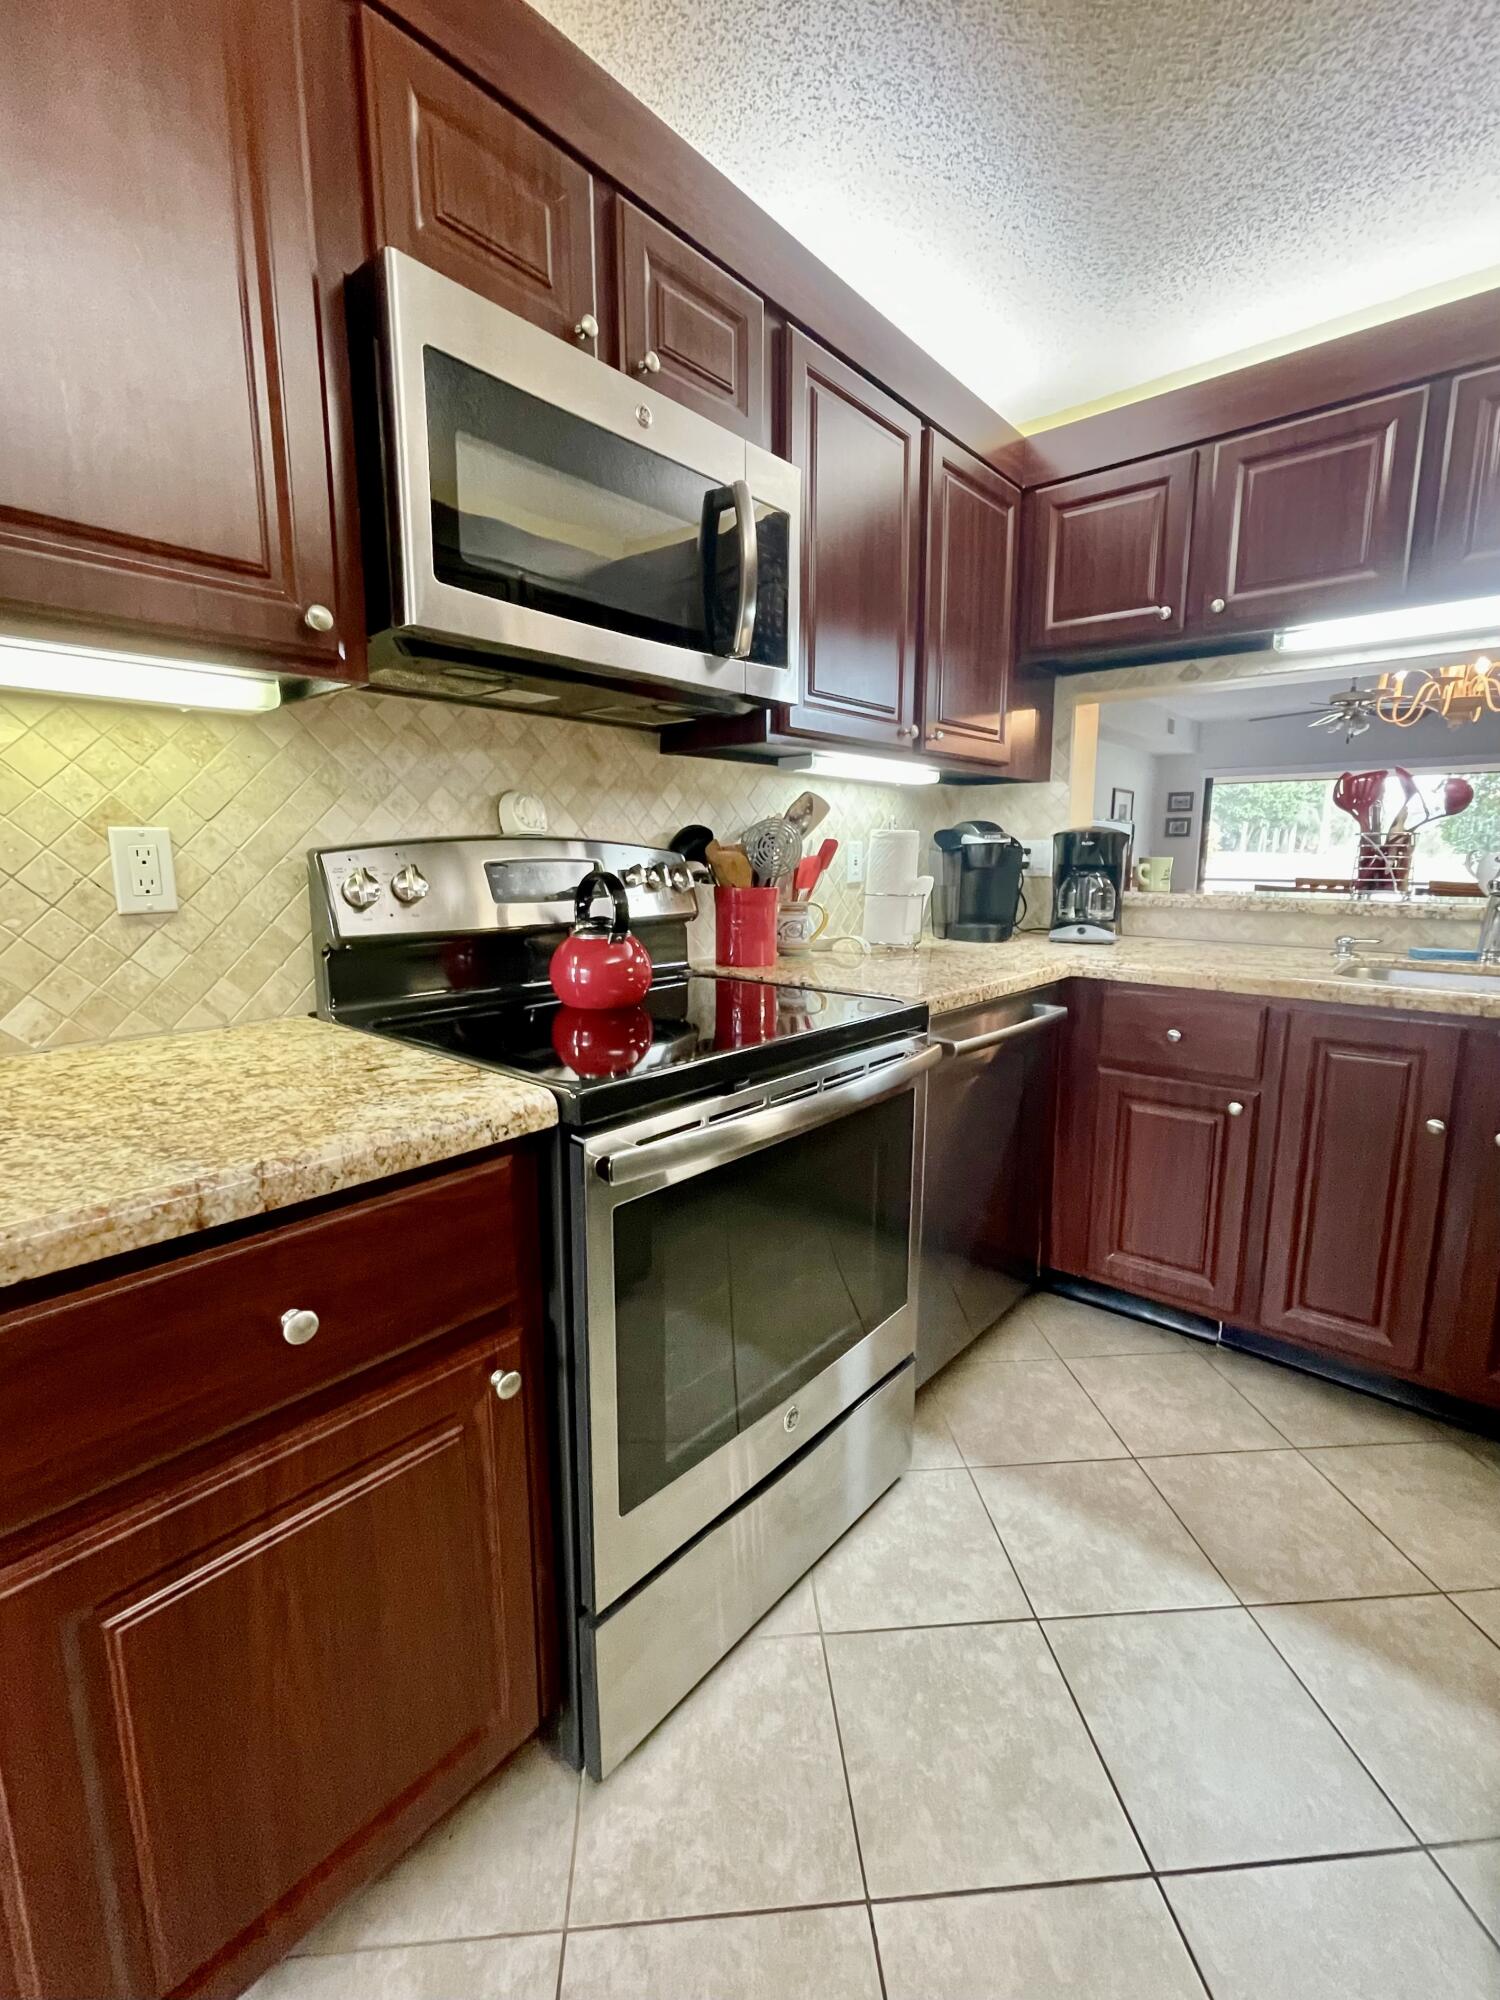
left=1274, top=594, right=1500, bottom=657
left=785, top=750, right=943, bottom=787
left=0, top=634, right=282, bottom=714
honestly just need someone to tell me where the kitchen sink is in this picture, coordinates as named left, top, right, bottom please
left=1334, top=962, right=1500, bottom=996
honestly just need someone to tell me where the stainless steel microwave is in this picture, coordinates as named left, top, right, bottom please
left=360, top=248, right=800, bottom=727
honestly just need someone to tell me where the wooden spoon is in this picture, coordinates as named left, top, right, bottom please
left=705, top=840, right=753, bottom=889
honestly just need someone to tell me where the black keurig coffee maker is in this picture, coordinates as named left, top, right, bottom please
left=933, top=821, right=1027, bottom=941
left=1050, top=824, right=1130, bottom=943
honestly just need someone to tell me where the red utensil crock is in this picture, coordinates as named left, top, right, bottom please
left=548, top=868, right=652, bottom=1010
left=714, top=885, right=778, bottom=968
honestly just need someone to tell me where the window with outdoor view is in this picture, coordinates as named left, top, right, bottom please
left=1203, top=770, right=1500, bottom=892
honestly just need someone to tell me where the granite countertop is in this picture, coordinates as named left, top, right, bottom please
left=1124, top=890, right=1482, bottom=919
left=0, top=1017, right=557, bottom=1291
left=706, top=933, right=1500, bottom=1020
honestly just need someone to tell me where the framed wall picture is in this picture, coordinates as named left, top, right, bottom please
left=1109, top=786, right=1135, bottom=822
left=1164, top=816, right=1192, bottom=838
left=1166, top=790, right=1195, bottom=814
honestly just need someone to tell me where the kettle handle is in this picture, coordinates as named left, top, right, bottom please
left=574, top=867, right=632, bottom=940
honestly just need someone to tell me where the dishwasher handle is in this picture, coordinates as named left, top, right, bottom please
left=932, top=1000, right=1068, bottom=1059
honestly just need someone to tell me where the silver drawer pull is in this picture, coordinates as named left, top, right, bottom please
left=281, top=1308, right=319, bottom=1346
left=491, top=1368, right=523, bottom=1402
left=1426, top=1118, right=1447, bottom=1136
left=1227, top=1101, right=1244, bottom=1117
left=1166, top=1027, right=1183, bottom=1043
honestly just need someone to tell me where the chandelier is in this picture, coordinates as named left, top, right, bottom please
left=1310, top=654, right=1500, bottom=739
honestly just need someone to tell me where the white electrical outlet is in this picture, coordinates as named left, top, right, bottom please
left=845, top=841, right=865, bottom=884
left=108, top=826, right=178, bottom=914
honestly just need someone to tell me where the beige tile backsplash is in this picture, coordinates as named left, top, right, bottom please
left=0, top=687, right=965, bottom=1053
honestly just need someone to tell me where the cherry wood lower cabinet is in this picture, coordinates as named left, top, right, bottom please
left=1257, top=1010, right=1460, bottom=1374
left=1423, top=1028, right=1500, bottom=1404
left=1087, top=1068, right=1261, bottom=1319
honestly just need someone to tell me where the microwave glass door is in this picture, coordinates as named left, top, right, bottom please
left=609, top=1090, right=912, bottom=1514
left=423, top=349, right=790, bottom=665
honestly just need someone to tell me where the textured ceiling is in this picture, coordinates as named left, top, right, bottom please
left=529, top=0, right=1500, bottom=426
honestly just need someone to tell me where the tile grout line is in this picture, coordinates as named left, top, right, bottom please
left=1446, top=1591, right=1500, bottom=1652
left=1280, top=1440, right=1450, bottom=1593
left=814, top=1630, right=887, bottom=2000
left=552, top=1769, right=584, bottom=2000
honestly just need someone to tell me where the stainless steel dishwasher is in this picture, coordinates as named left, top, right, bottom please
left=917, top=991, right=1067, bottom=1385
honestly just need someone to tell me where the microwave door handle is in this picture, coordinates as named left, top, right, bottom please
left=730, top=477, right=758, bottom=659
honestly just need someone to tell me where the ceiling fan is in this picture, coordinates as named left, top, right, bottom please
left=1252, top=680, right=1381, bottom=741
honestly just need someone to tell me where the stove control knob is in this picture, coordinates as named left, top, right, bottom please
left=668, top=864, right=692, bottom=891
left=390, top=863, right=430, bottom=906
left=340, top=865, right=381, bottom=911
left=644, top=866, right=665, bottom=890
left=620, top=864, right=646, bottom=887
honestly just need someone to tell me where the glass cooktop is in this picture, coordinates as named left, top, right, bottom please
left=373, top=973, right=926, bottom=1124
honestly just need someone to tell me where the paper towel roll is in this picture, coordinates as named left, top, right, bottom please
left=866, top=827, right=921, bottom=894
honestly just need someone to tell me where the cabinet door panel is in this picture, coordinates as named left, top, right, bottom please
left=921, top=432, right=1020, bottom=765
left=1088, top=1068, right=1258, bottom=1317
left=784, top=330, right=922, bottom=745
left=1194, top=388, right=1427, bottom=630
left=1423, top=364, right=1500, bottom=597
left=1423, top=1028, right=1500, bottom=1406
left=0, top=1338, right=538, bottom=2000
left=0, top=0, right=341, bottom=667
left=1258, top=1011, right=1458, bottom=1369
left=1024, top=450, right=1196, bottom=655
left=615, top=198, right=766, bottom=441
left=361, top=9, right=596, bottom=343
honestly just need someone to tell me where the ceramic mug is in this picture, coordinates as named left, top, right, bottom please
left=777, top=899, right=828, bottom=955
left=1134, top=856, right=1173, bottom=893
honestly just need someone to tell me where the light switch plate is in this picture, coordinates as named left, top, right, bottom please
left=108, top=826, right=178, bottom=914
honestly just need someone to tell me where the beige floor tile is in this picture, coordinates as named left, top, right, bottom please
left=1208, top=1349, right=1451, bottom=1446
left=1256, top=1596, right=1500, bottom=1842
left=961, top=1305, right=1056, bottom=1361
left=972, top=1459, right=1234, bottom=1618
left=1027, top=1292, right=1204, bottom=1360
left=248, top=1934, right=562, bottom=2000
left=811, top=1469, right=1028, bottom=1631
left=1065, top=1356, right=1285, bottom=1456
left=1045, top=1608, right=1409, bottom=1869
left=1461, top=1432, right=1500, bottom=1472
left=1165, top=1853, right=1500, bottom=2000
left=875, top=1878, right=1206, bottom=2000
left=1141, top=1450, right=1428, bottom=1603
left=568, top=1636, right=861, bottom=1926
left=1434, top=1841, right=1500, bottom=1946
left=1305, top=1444, right=1500, bottom=1590
left=297, top=1744, right=578, bottom=1954
left=753, top=1575, right=819, bottom=1636
left=1455, top=1590, right=1500, bottom=1646
left=824, top=1621, right=1143, bottom=1898
left=561, top=1905, right=880, bottom=1998
left=911, top=1382, right=964, bottom=1468
left=926, top=1355, right=1128, bottom=1466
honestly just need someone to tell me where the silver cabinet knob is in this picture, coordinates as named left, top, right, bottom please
left=1227, top=1101, right=1244, bottom=1117
left=303, top=603, right=335, bottom=633
left=1210, top=597, right=1226, bottom=613
left=490, top=1367, right=523, bottom=1401
left=636, top=349, right=662, bottom=376
left=1157, top=604, right=1172, bottom=620
left=281, top=1308, right=319, bottom=1346
left=899, top=724, right=918, bottom=738
left=573, top=312, right=599, bottom=344
left=1166, top=1027, right=1183, bottom=1043
left=339, top=865, right=381, bottom=911
left=932, top=728, right=946, bottom=739
left=1426, top=1117, right=1447, bottom=1136
left=390, top=862, right=429, bottom=905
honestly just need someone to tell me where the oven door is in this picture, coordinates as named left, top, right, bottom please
left=371, top=248, right=798, bottom=708
left=577, top=1039, right=937, bottom=1611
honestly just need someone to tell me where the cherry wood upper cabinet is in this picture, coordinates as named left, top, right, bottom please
left=1421, top=363, right=1500, bottom=598
left=1023, top=449, right=1197, bottom=656
left=920, top=433, right=1020, bottom=766
left=613, top=198, right=767, bottom=442
left=360, top=9, right=598, bottom=347
left=0, top=0, right=343, bottom=671
left=1192, top=387, right=1428, bottom=632
left=1257, top=1009, right=1459, bottom=1372
left=783, top=331, right=923, bottom=746
left=0, top=1336, right=540, bottom=2000
left=1087, top=1068, right=1260, bottom=1319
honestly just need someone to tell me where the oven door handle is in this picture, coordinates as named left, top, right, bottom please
left=932, top=1001, right=1068, bottom=1060
left=591, top=1040, right=941, bottom=1186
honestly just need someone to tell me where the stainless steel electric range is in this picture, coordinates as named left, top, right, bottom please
left=309, top=836, right=933, bottom=1776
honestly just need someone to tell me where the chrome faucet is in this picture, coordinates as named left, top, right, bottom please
left=1332, top=934, right=1379, bottom=964
left=1479, top=892, right=1500, bottom=967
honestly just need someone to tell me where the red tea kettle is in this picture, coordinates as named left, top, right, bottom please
left=548, top=868, right=652, bottom=1010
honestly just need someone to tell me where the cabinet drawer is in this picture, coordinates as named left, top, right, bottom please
left=1098, top=987, right=1268, bottom=1082
left=0, top=1154, right=524, bottom=1539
